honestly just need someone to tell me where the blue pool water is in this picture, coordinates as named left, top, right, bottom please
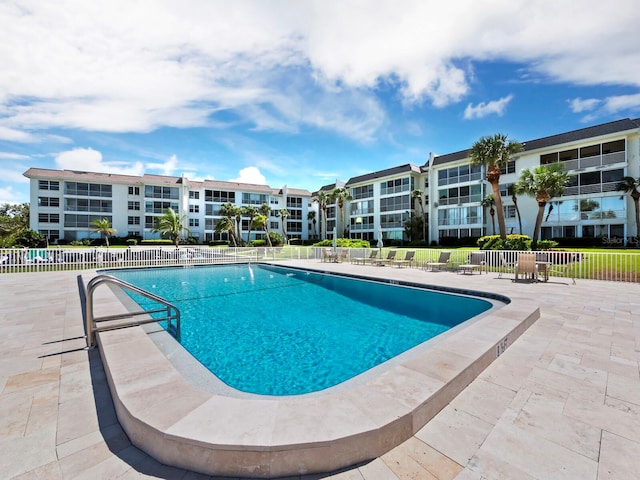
left=108, top=264, right=492, bottom=395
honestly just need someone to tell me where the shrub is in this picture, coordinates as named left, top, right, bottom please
left=535, top=240, right=558, bottom=250
left=268, top=232, right=284, bottom=246
left=478, top=234, right=532, bottom=251
left=140, top=239, right=173, bottom=245
left=208, top=240, right=230, bottom=246
left=251, top=239, right=267, bottom=247
left=126, top=238, right=138, bottom=246
left=312, top=238, right=370, bottom=248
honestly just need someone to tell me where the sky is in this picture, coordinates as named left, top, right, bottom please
left=1, top=0, right=640, bottom=204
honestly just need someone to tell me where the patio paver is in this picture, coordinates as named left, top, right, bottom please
left=1, top=262, right=639, bottom=479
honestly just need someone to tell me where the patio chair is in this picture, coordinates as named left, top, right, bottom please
left=457, top=252, right=487, bottom=275
left=548, top=253, right=578, bottom=284
left=371, top=250, right=397, bottom=266
left=351, top=250, right=378, bottom=265
left=392, top=250, right=415, bottom=268
left=321, top=248, right=337, bottom=263
left=336, top=249, right=349, bottom=263
left=497, top=252, right=516, bottom=278
left=424, top=251, right=451, bottom=271
left=514, top=253, right=538, bottom=282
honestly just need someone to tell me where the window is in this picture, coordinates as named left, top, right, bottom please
left=128, top=201, right=140, bottom=211
left=270, top=221, right=279, bottom=230
left=379, top=194, right=410, bottom=212
left=39, top=229, right=60, bottom=241
left=128, top=186, right=140, bottom=195
left=350, top=185, right=374, bottom=200
left=350, top=200, right=374, bottom=215
left=145, top=216, right=155, bottom=229
left=499, top=161, right=516, bottom=175
left=438, top=165, right=481, bottom=186
left=287, top=221, right=302, bottom=232
left=144, top=185, right=179, bottom=199
left=189, top=204, right=200, bottom=213
left=205, top=190, right=235, bottom=203
left=380, top=177, right=412, bottom=195
left=64, top=198, right=113, bottom=213
left=64, top=214, right=111, bottom=228
left=189, top=191, right=200, bottom=199
left=286, top=197, right=302, bottom=208
left=145, top=201, right=179, bottom=213
left=65, top=182, right=112, bottom=197
left=38, top=197, right=60, bottom=207
left=38, top=213, right=59, bottom=223
left=65, top=198, right=112, bottom=213
left=189, top=218, right=200, bottom=227
left=128, top=216, right=140, bottom=225
left=39, top=180, right=59, bottom=191
left=242, top=192, right=268, bottom=205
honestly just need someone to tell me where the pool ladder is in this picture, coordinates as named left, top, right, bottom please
left=85, top=274, right=180, bottom=348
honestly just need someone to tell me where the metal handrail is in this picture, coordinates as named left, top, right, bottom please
left=85, top=274, right=180, bottom=348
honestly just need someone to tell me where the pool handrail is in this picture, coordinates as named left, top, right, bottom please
left=85, top=274, right=181, bottom=348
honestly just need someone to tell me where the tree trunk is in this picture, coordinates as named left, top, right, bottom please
left=633, top=192, right=640, bottom=239
left=491, top=184, right=507, bottom=238
left=513, top=197, right=523, bottom=235
left=532, top=202, right=546, bottom=249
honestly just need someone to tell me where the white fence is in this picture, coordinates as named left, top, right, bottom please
left=1, top=246, right=639, bottom=283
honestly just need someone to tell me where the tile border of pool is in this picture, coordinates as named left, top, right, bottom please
left=87, top=264, right=540, bottom=478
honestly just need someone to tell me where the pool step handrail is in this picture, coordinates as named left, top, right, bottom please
left=85, top=274, right=180, bottom=348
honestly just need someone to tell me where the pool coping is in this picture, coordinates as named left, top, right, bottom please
left=87, top=264, right=540, bottom=478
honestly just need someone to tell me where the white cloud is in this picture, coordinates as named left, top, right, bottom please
left=570, top=93, right=640, bottom=121
left=229, top=166, right=267, bottom=185
left=55, top=147, right=144, bottom=175
left=146, top=154, right=179, bottom=177
left=568, top=97, right=601, bottom=113
left=0, top=0, right=639, bottom=142
left=602, top=93, right=640, bottom=114
left=0, top=185, right=18, bottom=204
left=0, top=152, right=30, bottom=160
left=464, top=95, right=514, bottom=120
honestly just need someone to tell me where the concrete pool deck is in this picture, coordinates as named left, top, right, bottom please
left=1, top=260, right=639, bottom=478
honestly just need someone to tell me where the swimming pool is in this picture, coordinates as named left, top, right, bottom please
left=109, top=264, right=492, bottom=395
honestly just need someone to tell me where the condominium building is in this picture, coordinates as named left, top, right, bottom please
left=320, top=117, right=640, bottom=245
left=25, top=117, right=640, bottom=246
left=23, top=169, right=312, bottom=244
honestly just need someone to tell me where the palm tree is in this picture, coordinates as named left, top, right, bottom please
left=91, top=218, right=117, bottom=247
left=219, top=202, right=239, bottom=247
left=329, top=187, right=353, bottom=238
left=507, top=184, right=523, bottom=235
left=515, top=164, right=569, bottom=249
left=411, top=189, right=426, bottom=242
left=214, top=216, right=235, bottom=245
left=617, top=176, right=640, bottom=239
left=152, top=208, right=190, bottom=248
left=481, top=194, right=496, bottom=235
left=307, top=210, right=317, bottom=239
left=469, top=133, right=523, bottom=238
left=278, top=208, right=290, bottom=244
left=252, top=214, right=272, bottom=247
left=312, top=190, right=329, bottom=240
left=258, top=203, right=272, bottom=246
left=242, top=205, right=257, bottom=245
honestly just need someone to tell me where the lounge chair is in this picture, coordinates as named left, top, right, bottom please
left=457, top=252, right=487, bottom=274
left=392, top=250, right=415, bottom=268
left=514, top=253, right=538, bottom=282
left=424, top=251, right=451, bottom=271
left=371, top=250, right=397, bottom=266
left=352, top=250, right=378, bottom=265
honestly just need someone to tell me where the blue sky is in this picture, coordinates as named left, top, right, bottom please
left=1, top=0, right=639, bottom=204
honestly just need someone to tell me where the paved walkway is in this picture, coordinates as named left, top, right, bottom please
left=1, top=263, right=639, bottom=479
